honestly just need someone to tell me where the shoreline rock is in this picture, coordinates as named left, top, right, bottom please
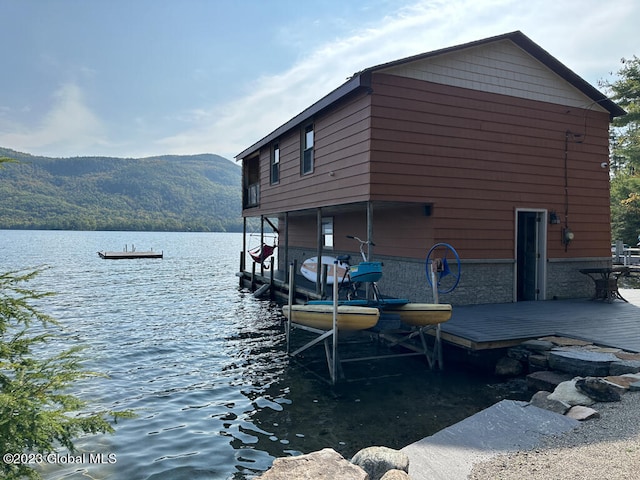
left=259, top=336, right=640, bottom=479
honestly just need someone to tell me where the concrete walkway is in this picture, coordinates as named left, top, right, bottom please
left=401, top=400, right=579, bottom=480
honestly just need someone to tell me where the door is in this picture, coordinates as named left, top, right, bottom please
left=516, top=210, right=546, bottom=301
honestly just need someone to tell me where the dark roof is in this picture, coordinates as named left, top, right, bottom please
left=236, top=30, right=625, bottom=160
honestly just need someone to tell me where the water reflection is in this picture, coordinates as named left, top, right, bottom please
left=226, top=298, right=526, bottom=476
left=0, top=231, right=524, bottom=480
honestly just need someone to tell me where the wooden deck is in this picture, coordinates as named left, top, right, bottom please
left=442, top=289, right=640, bottom=352
left=240, top=267, right=640, bottom=353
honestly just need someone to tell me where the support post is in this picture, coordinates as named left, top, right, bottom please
left=241, top=217, right=247, bottom=271
left=286, top=263, right=294, bottom=354
left=316, top=208, right=323, bottom=294
left=284, top=212, right=289, bottom=283
left=330, top=260, right=339, bottom=384
left=321, top=264, right=328, bottom=298
left=260, top=215, right=265, bottom=277
left=251, top=261, right=256, bottom=290
left=269, top=263, right=275, bottom=300
left=430, top=263, right=443, bottom=370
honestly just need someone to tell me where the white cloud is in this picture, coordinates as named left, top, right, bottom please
left=0, top=83, right=107, bottom=157
left=160, top=0, right=637, bottom=160
left=4, top=0, right=637, bottom=159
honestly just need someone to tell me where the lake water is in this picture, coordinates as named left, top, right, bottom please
left=0, top=230, right=523, bottom=479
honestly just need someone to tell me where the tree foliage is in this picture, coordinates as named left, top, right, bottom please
left=0, top=149, right=243, bottom=232
left=0, top=269, right=133, bottom=480
left=603, top=56, right=640, bottom=245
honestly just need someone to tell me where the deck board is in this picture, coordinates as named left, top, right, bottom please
left=243, top=267, right=640, bottom=352
left=444, top=289, right=640, bottom=352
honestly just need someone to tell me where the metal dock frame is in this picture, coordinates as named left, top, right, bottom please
left=286, top=262, right=341, bottom=384
left=285, top=262, right=445, bottom=384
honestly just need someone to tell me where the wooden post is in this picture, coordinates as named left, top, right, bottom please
left=331, top=260, right=339, bottom=384
left=251, top=261, right=256, bottom=290
left=241, top=217, right=247, bottom=271
left=321, top=264, right=328, bottom=299
left=284, top=212, right=290, bottom=283
left=291, top=259, right=297, bottom=303
left=269, top=263, right=275, bottom=300
left=286, top=263, right=294, bottom=354
left=260, top=215, right=265, bottom=277
left=366, top=201, right=374, bottom=299
left=430, top=262, right=443, bottom=370
left=316, top=208, right=323, bottom=294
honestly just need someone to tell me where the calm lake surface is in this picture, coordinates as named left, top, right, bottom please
left=0, top=230, right=522, bottom=479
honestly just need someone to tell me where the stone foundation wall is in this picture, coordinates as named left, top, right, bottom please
left=546, top=258, right=611, bottom=300
left=376, top=258, right=514, bottom=305
left=279, top=248, right=612, bottom=305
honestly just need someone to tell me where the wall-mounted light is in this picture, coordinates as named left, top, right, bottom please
left=549, top=211, right=560, bottom=224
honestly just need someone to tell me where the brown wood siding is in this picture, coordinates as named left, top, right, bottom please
left=368, top=73, right=612, bottom=260
left=248, top=91, right=374, bottom=216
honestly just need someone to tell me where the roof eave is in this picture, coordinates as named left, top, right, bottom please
left=359, top=30, right=626, bottom=120
left=236, top=31, right=625, bottom=162
left=507, top=32, right=626, bottom=120
left=235, top=73, right=371, bottom=161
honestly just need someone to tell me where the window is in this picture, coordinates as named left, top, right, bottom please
left=322, top=217, right=333, bottom=249
left=271, top=143, right=280, bottom=184
left=301, top=124, right=314, bottom=175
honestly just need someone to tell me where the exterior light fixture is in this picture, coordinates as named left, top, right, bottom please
left=549, top=211, right=560, bottom=224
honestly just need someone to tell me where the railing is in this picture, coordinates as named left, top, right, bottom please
left=622, top=248, right=640, bottom=266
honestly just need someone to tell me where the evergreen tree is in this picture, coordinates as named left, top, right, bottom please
left=0, top=269, right=132, bottom=480
left=603, top=56, right=640, bottom=245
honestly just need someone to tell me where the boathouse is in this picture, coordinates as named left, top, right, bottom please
left=236, top=31, right=625, bottom=305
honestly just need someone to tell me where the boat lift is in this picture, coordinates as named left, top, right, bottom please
left=284, top=243, right=461, bottom=384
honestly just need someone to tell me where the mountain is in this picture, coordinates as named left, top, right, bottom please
left=0, top=147, right=242, bottom=232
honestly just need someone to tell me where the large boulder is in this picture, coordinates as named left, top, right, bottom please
left=575, top=377, right=623, bottom=402
left=526, top=370, right=573, bottom=392
left=528, top=354, right=550, bottom=372
left=380, top=470, right=411, bottom=480
left=609, top=359, right=640, bottom=376
left=548, top=379, right=595, bottom=406
left=566, top=405, right=600, bottom=421
left=351, top=446, right=409, bottom=480
left=547, top=350, right=617, bottom=376
left=521, top=339, right=555, bottom=352
left=257, top=448, right=368, bottom=480
left=529, top=390, right=570, bottom=414
left=495, top=356, right=524, bottom=376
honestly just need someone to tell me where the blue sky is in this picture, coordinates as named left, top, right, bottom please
left=1, top=0, right=639, bottom=161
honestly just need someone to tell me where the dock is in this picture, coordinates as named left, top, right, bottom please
left=98, top=245, right=163, bottom=259
left=444, top=288, right=640, bottom=353
left=240, top=267, right=640, bottom=354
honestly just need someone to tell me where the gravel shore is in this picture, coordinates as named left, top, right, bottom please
left=469, top=391, right=640, bottom=479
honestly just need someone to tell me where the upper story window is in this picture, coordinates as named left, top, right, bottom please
left=301, top=124, right=314, bottom=175
left=271, top=143, right=280, bottom=184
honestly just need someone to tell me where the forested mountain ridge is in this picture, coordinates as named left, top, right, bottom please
left=0, top=147, right=242, bottom=231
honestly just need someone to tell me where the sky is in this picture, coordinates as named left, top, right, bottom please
left=1, top=0, right=639, bottom=162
